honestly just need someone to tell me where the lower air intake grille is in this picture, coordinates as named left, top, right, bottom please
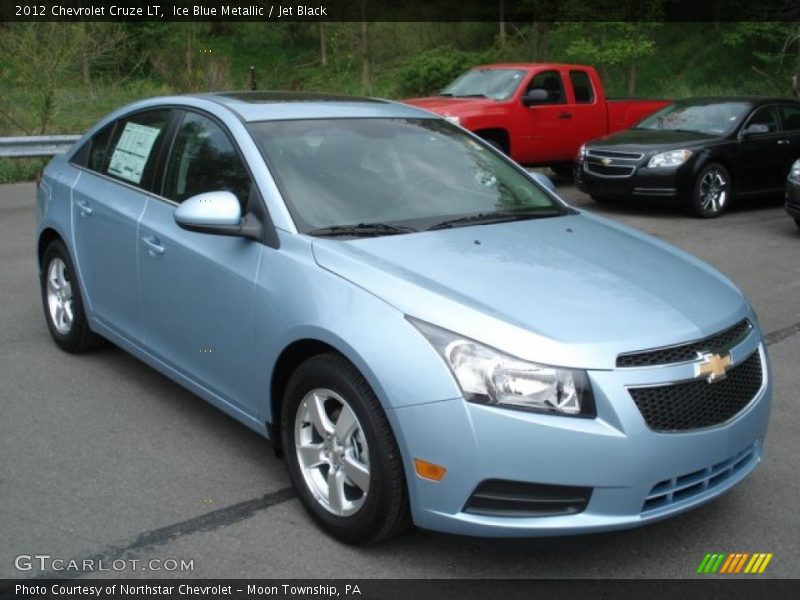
left=642, top=443, right=757, bottom=513
left=463, top=479, right=592, bottom=518
left=628, top=351, right=763, bottom=432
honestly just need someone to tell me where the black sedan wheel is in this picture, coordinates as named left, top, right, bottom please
left=281, top=353, right=411, bottom=545
left=691, top=163, right=731, bottom=218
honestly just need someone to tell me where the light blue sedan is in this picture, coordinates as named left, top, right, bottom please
left=36, top=92, right=771, bottom=544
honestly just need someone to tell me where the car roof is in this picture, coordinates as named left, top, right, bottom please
left=196, top=91, right=436, bottom=122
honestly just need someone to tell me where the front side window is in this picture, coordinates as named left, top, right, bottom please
left=526, top=71, right=565, bottom=104
left=636, top=102, right=751, bottom=135
left=104, top=110, right=170, bottom=188
left=440, top=69, right=526, bottom=101
left=163, top=112, right=251, bottom=207
left=745, top=106, right=780, bottom=135
left=248, top=118, right=567, bottom=234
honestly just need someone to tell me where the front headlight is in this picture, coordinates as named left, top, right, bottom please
left=578, top=143, right=587, bottom=161
left=409, top=318, right=596, bottom=417
left=647, top=149, right=693, bottom=168
left=789, top=159, right=800, bottom=182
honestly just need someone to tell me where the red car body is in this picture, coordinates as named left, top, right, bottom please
left=404, top=63, right=670, bottom=169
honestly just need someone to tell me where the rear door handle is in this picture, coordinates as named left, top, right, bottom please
left=141, top=235, right=165, bottom=256
left=558, top=112, right=572, bottom=119
left=76, top=200, right=93, bottom=216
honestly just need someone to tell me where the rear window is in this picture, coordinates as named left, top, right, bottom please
left=569, top=71, right=595, bottom=104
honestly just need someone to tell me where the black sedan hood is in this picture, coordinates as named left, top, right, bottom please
left=588, top=128, right=722, bottom=153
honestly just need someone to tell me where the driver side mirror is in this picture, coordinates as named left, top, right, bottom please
left=522, top=88, right=550, bottom=107
left=741, top=123, right=770, bottom=138
left=174, top=191, right=244, bottom=236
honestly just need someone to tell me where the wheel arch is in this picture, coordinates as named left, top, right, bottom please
left=37, top=227, right=65, bottom=270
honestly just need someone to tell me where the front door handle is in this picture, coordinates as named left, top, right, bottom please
left=777, top=139, right=790, bottom=145
left=76, top=200, right=93, bottom=216
left=558, top=112, right=572, bottom=119
left=141, top=235, right=165, bottom=257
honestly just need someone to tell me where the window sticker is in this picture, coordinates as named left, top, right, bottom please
left=107, top=122, right=162, bottom=184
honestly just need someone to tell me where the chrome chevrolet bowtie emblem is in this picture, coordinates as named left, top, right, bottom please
left=695, top=352, right=733, bottom=383
left=601, top=157, right=613, bottom=165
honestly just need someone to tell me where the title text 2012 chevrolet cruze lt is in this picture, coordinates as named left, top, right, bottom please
left=36, top=93, right=771, bottom=544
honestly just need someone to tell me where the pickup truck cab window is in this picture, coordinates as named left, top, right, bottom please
left=569, top=70, right=595, bottom=103
left=527, top=70, right=565, bottom=104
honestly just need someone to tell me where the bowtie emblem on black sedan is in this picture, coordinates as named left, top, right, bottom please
left=695, top=352, right=733, bottom=383
left=601, top=157, right=613, bottom=165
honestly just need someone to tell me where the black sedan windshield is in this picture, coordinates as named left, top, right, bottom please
left=248, top=118, right=565, bottom=234
left=636, top=101, right=751, bottom=135
left=440, top=69, right=526, bottom=100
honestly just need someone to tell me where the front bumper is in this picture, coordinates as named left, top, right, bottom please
left=390, top=335, right=771, bottom=537
left=575, top=158, right=694, bottom=204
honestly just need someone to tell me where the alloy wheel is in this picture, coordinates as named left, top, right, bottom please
left=698, top=168, right=728, bottom=214
left=294, top=388, right=371, bottom=517
left=46, top=257, right=74, bottom=335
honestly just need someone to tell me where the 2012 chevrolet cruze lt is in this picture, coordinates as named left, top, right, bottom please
left=36, top=92, right=771, bottom=544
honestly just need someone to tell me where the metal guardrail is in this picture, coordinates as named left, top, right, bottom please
left=0, top=135, right=81, bottom=158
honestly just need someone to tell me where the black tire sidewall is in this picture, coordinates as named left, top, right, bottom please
left=40, top=240, right=91, bottom=351
left=692, top=163, right=731, bottom=218
left=281, top=354, right=406, bottom=544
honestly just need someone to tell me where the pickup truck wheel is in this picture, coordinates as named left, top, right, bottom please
left=281, top=353, right=411, bottom=545
left=40, top=240, right=103, bottom=353
left=690, top=163, right=731, bottom=218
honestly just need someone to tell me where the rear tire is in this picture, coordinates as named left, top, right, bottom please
left=281, top=353, right=411, bottom=545
left=690, top=163, right=731, bottom=218
left=40, top=240, right=103, bottom=353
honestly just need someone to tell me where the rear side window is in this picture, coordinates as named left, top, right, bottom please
left=569, top=71, right=595, bottom=104
left=780, top=104, right=800, bottom=132
left=104, top=110, right=171, bottom=189
left=163, top=111, right=251, bottom=208
left=72, top=123, right=115, bottom=171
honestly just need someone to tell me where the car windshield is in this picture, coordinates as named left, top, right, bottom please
left=247, top=118, right=566, bottom=234
left=635, top=101, right=751, bottom=135
left=440, top=68, right=526, bottom=101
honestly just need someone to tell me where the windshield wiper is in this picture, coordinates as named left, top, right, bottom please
left=307, top=223, right=418, bottom=238
left=453, top=93, right=488, bottom=98
left=427, top=210, right=563, bottom=231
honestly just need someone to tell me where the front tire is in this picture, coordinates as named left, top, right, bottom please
left=690, top=163, right=731, bottom=218
left=281, top=353, right=411, bottom=544
left=40, top=240, right=103, bottom=353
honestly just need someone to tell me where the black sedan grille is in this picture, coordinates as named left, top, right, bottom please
left=628, top=351, right=763, bottom=432
left=617, top=319, right=751, bottom=368
left=583, top=162, right=635, bottom=178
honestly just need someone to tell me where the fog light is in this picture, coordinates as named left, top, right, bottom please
left=414, top=458, right=447, bottom=481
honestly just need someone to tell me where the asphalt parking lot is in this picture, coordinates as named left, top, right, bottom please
left=1, top=179, right=798, bottom=579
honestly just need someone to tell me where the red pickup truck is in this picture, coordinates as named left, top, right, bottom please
left=404, top=63, right=670, bottom=175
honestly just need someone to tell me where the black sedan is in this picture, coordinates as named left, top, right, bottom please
left=576, top=97, right=800, bottom=217
left=787, top=159, right=800, bottom=229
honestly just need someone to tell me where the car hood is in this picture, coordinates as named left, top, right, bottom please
left=403, top=96, right=499, bottom=117
left=311, top=213, right=748, bottom=369
left=588, top=128, right=723, bottom=154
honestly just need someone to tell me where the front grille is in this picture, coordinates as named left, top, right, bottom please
left=642, top=443, right=757, bottom=513
left=463, top=479, right=592, bottom=518
left=586, top=149, right=644, bottom=161
left=628, top=351, right=763, bottom=432
left=617, top=319, right=751, bottom=368
left=583, top=161, right=635, bottom=178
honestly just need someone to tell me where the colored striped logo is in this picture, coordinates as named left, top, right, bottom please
left=696, top=552, right=773, bottom=574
